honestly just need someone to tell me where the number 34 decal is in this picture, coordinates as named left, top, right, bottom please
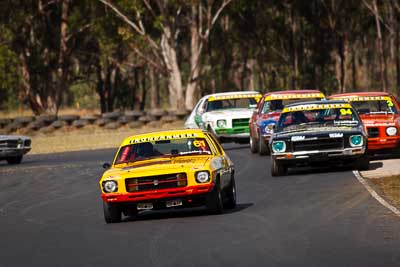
left=340, top=108, right=353, bottom=115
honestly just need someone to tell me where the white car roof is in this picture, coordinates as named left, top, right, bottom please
left=202, top=91, right=261, bottom=99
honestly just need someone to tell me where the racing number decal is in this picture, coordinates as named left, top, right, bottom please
left=340, top=108, right=352, bottom=115
left=193, top=140, right=206, bottom=147
left=387, top=99, right=394, bottom=107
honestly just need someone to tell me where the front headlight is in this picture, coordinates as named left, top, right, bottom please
left=217, top=120, right=226, bottom=128
left=386, top=126, right=398, bottom=136
left=264, top=124, right=275, bottom=134
left=103, top=180, right=118, bottom=193
left=349, top=135, right=363, bottom=147
left=272, top=141, right=286, bottom=153
left=195, top=171, right=210, bottom=183
left=17, top=139, right=23, bottom=148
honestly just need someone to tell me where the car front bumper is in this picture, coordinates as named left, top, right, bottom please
left=101, top=184, right=214, bottom=203
left=272, top=147, right=366, bottom=165
left=0, top=148, right=31, bottom=159
left=215, top=127, right=250, bottom=138
left=367, top=136, right=400, bottom=150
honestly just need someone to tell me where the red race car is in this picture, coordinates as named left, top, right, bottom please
left=329, top=92, right=400, bottom=153
left=249, top=90, right=325, bottom=155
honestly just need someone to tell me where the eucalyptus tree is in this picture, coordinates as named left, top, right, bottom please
left=98, top=0, right=231, bottom=110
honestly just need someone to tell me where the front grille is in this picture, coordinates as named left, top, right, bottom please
left=0, top=140, right=19, bottom=148
left=293, top=138, right=344, bottom=152
left=232, top=118, right=249, bottom=128
left=367, top=127, right=379, bottom=138
left=125, top=173, right=187, bottom=192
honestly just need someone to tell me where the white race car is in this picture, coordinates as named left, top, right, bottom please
left=185, top=91, right=262, bottom=143
left=0, top=135, right=31, bottom=164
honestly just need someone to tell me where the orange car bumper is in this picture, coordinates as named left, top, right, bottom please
left=102, top=184, right=214, bottom=203
left=368, top=137, right=400, bottom=150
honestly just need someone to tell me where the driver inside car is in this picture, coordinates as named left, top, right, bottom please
left=134, top=142, right=162, bottom=159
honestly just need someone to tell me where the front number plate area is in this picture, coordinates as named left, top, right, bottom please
left=137, top=203, right=153, bottom=210
left=166, top=199, right=183, bottom=208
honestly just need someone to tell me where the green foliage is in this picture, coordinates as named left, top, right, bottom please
left=70, top=82, right=98, bottom=109
left=1, top=0, right=400, bottom=113
left=0, top=45, right=21, bottom=110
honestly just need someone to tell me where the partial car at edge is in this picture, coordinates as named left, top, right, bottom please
left=0, top=135, right=31, bottom=164
left=329, top=92, right=400, bottom=154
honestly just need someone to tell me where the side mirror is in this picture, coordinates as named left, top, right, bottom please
left=103, top=162, right=111, bottom=169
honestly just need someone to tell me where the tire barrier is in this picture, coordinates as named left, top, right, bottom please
left=0, top=110, right=189, bottom=135
left=58, top=114, right=80, bottom=125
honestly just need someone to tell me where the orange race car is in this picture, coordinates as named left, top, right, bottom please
left=329, top=92, right=400, bottom=153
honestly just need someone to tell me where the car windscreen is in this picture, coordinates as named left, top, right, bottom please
left=276, top=107, right=359, bottom=132
left=206, top=97, right=257, bottom=112
left=351, top=100, right=398, bottom=114
left=114, top=138, right=212, bottom=164
left=261, top=98, right=323, bottom=114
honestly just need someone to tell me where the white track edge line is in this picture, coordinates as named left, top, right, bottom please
left=353, top=170, right=400, bottom=217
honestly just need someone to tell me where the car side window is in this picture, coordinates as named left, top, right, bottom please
left=194, top=99, right=205, bottom=114
left=204, top=134, right=219, bottom=155
left=200, top=100, right=208, bottom=114
left=256, top=98, right=264, bottom=112
left=261, top=101, right=271, bottom=114
left=206, top=134, right=224, bottom=155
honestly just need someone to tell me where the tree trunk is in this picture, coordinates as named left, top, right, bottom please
left=396, top=25, right=400, bottom=93
left=55, top=0, right=70, bottom=115
left=96, top=63, right=106, bottom=114
left=149, top=68, right=159, bottom=109
left=334, top=36, right=348, bottom=93
left=373, top=0, right=388, bottom=92
left=105, top=65, right=114, bottom=112
left=185, top=3, right=202, bottom=110
left=241, top=51, right=248, bottom=90
left=140, top=68, right=146, bottom=111
left=340, top=36, right=348, bottom=93
left=19, top=53, right=44, bottom=115
left=291, top=6, right=299, bottom=90
left=351, top=46, right=358, bottom=90
left=131, top=67, right=139, bottom=110
left=160, top=27, right=184, bottom=110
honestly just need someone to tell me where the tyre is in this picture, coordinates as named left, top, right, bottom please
left=7, top=156, right=23, bottom=165
left=271, top=157, right=286, bottom=176
left=258, top=136, right=270, bottom=155
left=250, top=136, right=259, bottom=153
left=206, top=179, right=223, bottom=214
left=103, top=201, right=121, bottom=223
left=356, top=156, right=370, bottom=171
left=224, top=176, right=237, bottom=209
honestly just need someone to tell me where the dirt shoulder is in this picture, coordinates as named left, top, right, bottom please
left=360, top=158, right=400, bottom=210
left=29, top=120, right=184, bottom=154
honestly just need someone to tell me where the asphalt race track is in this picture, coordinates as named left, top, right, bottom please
left=1, top=144, right=400, bottom=267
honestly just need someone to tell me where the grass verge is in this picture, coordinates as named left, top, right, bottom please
left=29, top=121, right=184, bottom=154
left=370, top=175, right=400, bottom=208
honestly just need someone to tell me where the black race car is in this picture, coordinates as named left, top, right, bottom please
left=269, top=100, right=369, bottom=176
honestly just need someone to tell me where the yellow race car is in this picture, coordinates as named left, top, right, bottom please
left=99, top=129, right=236, bottom=223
